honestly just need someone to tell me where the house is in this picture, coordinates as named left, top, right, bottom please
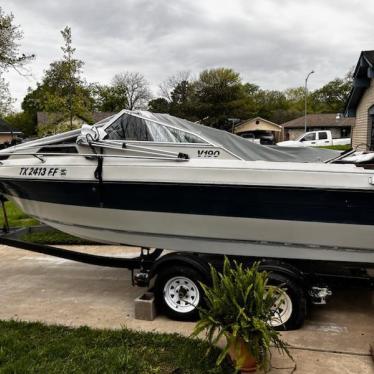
left=37, top=112, right=115, bottom=135
left=344, top=50, right=374, bottom=150
left=0, top=118, right=23, bottom=144
left=234, top=117, right=282, bottom=144
left=281, top=113, right=354, bottom=141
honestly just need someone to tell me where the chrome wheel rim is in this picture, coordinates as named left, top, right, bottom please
left=163, top=276, right=200, bottom=313
left=270, top=288, right=293, bottom=327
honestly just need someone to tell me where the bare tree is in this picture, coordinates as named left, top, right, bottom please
left=112, top=72, right=152, bottom=110
left=0, top=7, right=34, bottom=74
left=159, top=71, right=191, bottom=102
left=0, top=72, right=14, bottom=115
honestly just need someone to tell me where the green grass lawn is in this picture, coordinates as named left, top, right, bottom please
left=0, top=201, right=39, bottom=228
left=318, top=144, right=351, bottom=151
left=0, top=320, right=232, bottom=374
left=19, top=230, right=92, bottom=245
left=0, top=201, right=94, bottom=245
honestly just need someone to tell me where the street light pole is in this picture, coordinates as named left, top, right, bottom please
left=304, top=70, right=315, bottom=134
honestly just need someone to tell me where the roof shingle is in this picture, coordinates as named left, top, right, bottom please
left=363, top=50, right=374, bottom=66
left=281, top=113, right=355, bottom=128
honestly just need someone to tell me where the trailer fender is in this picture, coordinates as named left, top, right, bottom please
left=257, top=259, right=306, bottom=286
left=149, top=252, right=211, bottom=282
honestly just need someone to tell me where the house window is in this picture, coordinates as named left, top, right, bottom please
left=369, top=106, right=374, bottom=151
left=341, top=127, right=350, bottom=138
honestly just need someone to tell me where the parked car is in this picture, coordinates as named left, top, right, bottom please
left=240, top=131, right=275, bottom=145
left=277, top=130, right=351, bottom=147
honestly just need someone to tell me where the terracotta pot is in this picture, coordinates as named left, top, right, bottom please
left=228, top=336, right=257, bottom=373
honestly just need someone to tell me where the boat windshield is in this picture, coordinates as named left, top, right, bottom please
left=99, top=110, right=341, bottom=162
left=104, top=113, right=205, bottom=143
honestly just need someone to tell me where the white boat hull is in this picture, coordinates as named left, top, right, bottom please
left=8, top=194, right=374, bottom=264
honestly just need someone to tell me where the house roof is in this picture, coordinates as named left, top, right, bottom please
left=37, top=112, right=65, bottom=125
left=344, top=50, right=374, bottom=117
left=235, top=117, right=281, bottom=133
left=0, top=118, right=22, bottom=134
left=37, top=112, right=116, bottom=126
left=281, top=113, right=355, bottom=129
left=92, top=112, right=115, bottom=123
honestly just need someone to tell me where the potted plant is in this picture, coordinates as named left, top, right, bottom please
left=192, top=257, right=293, bottom=373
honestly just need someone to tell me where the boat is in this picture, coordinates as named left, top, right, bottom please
left=0, top=109, right=373, bottom=264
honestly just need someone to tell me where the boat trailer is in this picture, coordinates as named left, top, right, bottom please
left=0, top=196, right=166, bottom=286
left=0, top=196, right=373, bottom=329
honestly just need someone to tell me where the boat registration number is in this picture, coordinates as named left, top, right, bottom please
left=19, top=167, right=67, bottom=177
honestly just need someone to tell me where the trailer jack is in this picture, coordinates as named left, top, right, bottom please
left=309, top=286, right=332, bottom=305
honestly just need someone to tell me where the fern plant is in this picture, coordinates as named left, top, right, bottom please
left=192, top=257, right=292, bottom=372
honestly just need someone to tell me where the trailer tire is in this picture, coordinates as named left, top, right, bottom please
left=267, top=272, right=306, bottom=330
left=155, top=265, right=205, bottom=321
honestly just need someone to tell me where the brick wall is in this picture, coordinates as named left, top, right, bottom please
left=352, top=79, right=374, bottom=149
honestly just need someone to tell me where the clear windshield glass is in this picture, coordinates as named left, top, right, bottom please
left=104, top=113, right=205, bottom=143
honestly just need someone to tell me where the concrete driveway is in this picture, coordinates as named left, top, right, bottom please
left=0, top=244, right=373, bottom=373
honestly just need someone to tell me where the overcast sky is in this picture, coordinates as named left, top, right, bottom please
left=2, top=0, right=374, bottom=110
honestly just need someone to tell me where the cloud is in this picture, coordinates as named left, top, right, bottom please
left=2, top=0, right=373, bottom=109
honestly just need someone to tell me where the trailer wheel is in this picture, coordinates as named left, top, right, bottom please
left=267, top=273, right=306, bottom=330
left=155, top=265, right=205, bottom=321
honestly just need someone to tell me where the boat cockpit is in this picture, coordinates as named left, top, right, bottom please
left=1, top=110, right=374, bottom=166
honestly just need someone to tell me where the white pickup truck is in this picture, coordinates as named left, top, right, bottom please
left=277, top=130, right=351, bottom=148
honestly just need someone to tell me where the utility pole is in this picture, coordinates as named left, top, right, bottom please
left=304, top=70, right=315, bottom=133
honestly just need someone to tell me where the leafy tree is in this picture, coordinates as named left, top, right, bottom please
left=90, top=83, right=127, bottom=112
left=43, top=26, right=92, bottom=128
left=192, top=67, right=246, bottom=127
left=194, top=68, right=242, bottom=103
left=311, top=76, right=352, bottom=113
left=22, top=84, right=46, bottom=117
left=159, top=71, right=191, bottom=102
left=22, top=26, right=94, bottom=135
left=112, top=72, right=151, bottom=110
left=248, top=89, right=289, bottom=123
left=242, top=82, right=260, bottom=96
left=148, top=67, right=354, bottom=127
left=154, top=72, right=197, bottom=119
left=148, top=97, right=169, bottom=113
left=169, top=80, right=197, bottom=120
left=170, top=80, right=191, bottom=105
left=284, top=87, right=305, bottom=113
left=5, top=111, right=35, bottom=136
left=0, top=6, right=34, bottom=73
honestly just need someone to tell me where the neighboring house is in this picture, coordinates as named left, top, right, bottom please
left=37, top=112, right=115, bottom=135
left=234, top=117, right=282, bottom=144
left=344, top=50, right=374, bottom=150
left=0, top=118, right=23, bottom=144
left=281, top=114, right=354, bottom=141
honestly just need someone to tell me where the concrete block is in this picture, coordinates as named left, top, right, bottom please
left=134, top=292, right=157, bottom=321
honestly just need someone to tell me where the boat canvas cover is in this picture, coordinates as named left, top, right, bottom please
left=104, top=111, right=339, bottom=163
left=0, top=110, right=340, bottom=163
